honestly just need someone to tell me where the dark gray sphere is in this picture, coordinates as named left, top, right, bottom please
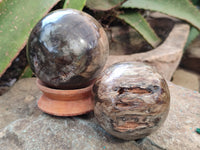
left=92, top=62, right=170, bottom=140
left=27, top=9, right=109, bottom=89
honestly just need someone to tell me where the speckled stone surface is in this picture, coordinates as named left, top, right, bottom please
left=0, top=78, right=200, bottom=149
left=93, top=62, right=170, bottom=140
left=27, top=9, right=109, bottom=89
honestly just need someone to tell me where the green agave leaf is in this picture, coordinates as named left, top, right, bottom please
left=0, top=0, right=60, bottom=77
left=86, top=0, right=124, bottom=11
left=122, top=0, right=200, bottom=30
left=118, top=11, right=161, bottom=48
left=185, top=26, right=200, bottom=49
left=20, top=66, right=33, bottom=78
left=63, top=0, right=86, bottom=10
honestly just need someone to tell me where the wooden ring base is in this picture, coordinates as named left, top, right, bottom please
left=36, top=79, right=94, bottom=116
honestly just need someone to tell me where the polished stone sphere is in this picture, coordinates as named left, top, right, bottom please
left=27, top=9, right=109, bottom=89
left=92, top=62, right=170, bottom=140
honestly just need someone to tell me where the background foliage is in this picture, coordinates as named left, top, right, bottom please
left=0, top=0, right=200, bottom=79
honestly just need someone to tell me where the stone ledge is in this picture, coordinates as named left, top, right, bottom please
left=0, top=78, right=199, bottom=149
left=106, top=24, right=190, bottom=80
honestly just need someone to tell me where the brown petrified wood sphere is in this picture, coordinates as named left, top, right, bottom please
left=92, top=62, right=170, bottom=140
left=27, top=9, right=109, bottom=89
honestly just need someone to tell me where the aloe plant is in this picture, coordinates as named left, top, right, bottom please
left=86, top=0, right=200, bottom=48
left=86, top=0, right=124, bottom=11
left=185, top=27, right=200, bottom=49
left=63, top=0, right=86, bottom=10
left=1, top=0, right=200, bottom=79
left=122, top=0, right=200, bottom=30
left=118, top=11, right=161, bottom=48
left=0, top=0, right=60, bottom=77
left=0, top=0, right=87, bottom=78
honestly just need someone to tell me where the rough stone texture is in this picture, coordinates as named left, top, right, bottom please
left=0, top=78, right=42, bottom=129
left=0, top=114, right=141, bottom=150
left=149, top=83, right=200, bottom=150
left=181, top=35, right=200, bottom=74
left=106, top=24, right=190, bottom=80
left=172, top=68, right=199, bottom=91
left=93, top=62, right=170, bottom=140
left=27, top=9, right=109, bottom=89
left=0, top=78, right=200, bottom=149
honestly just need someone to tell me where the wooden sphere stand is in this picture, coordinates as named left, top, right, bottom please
left=36, top=79, right=94, bottom=116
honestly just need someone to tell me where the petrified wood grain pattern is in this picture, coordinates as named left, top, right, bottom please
left=93, top=62, right=170, bottom=140
left=27, top=9, right=109, bottom=89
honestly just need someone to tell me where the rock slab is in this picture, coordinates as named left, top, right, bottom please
left=181, top=35, right=200, bottom=74
left=0, top=78, right=200, bottom=150
left=106, top=24, right=190, bottom=80
left=172, top=68, right=199, bottom=91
